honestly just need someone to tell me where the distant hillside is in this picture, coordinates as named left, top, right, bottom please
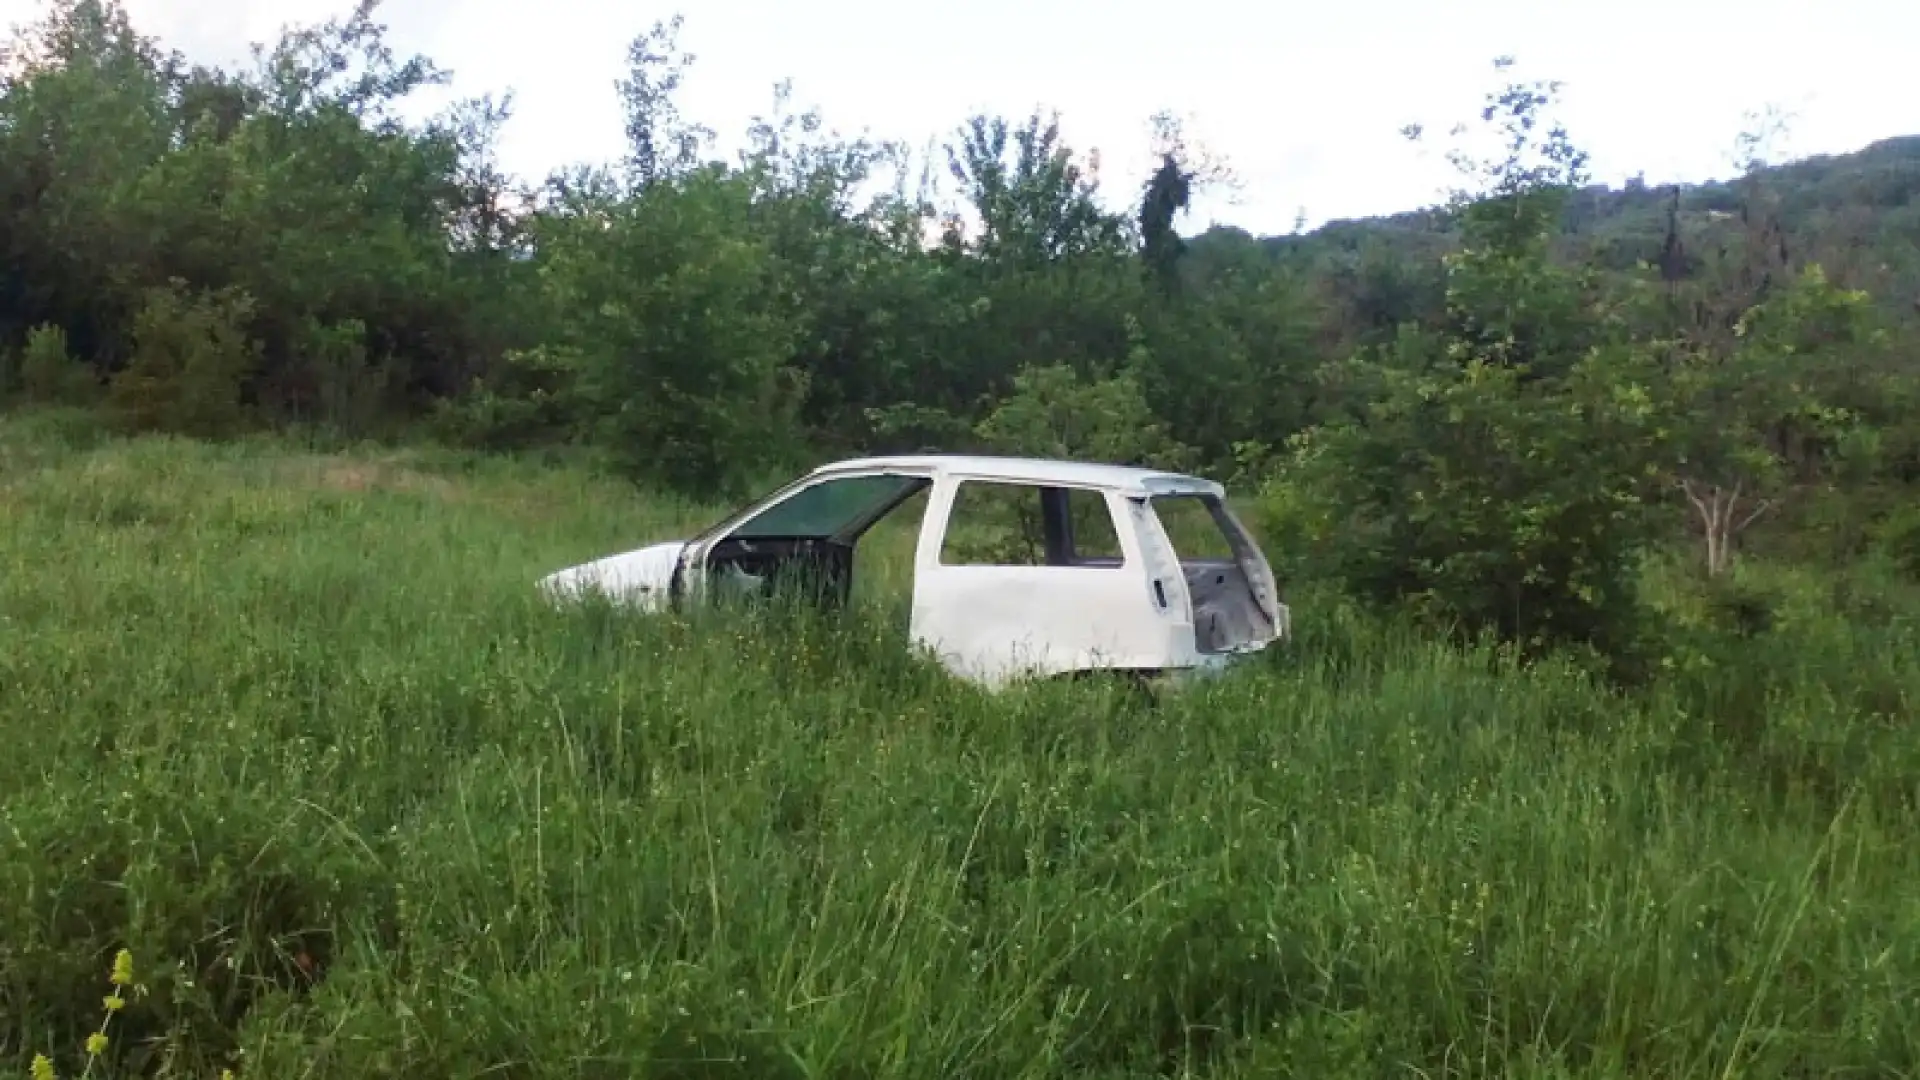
left=1194, top=135, right=1920, bottom=330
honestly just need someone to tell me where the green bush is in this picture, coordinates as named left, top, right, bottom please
left=1873, top=503, right=1920, bottom=580
left=108, top=281, right=259, bottom=439
left=17, top=324, right=99, bottom=406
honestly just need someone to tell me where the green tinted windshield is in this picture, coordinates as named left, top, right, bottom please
left=728, top=474, right=926, bottom=539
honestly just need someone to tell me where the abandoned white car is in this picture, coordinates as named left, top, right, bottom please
left=538, top=454, right=1289, bottom=687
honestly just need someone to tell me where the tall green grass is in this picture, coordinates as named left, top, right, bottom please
left=2, top=412, right=1916, bottom=1078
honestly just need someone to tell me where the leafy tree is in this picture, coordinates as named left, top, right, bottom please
left=1268, top=60, right=1665, bottom=661
left=1422, top=59, right=1607, bottom=379
left=1643, top=111, right=1893, bottom=574
left=108, top=279, right=258, bottom=437
left=524, top=170, right=805, bottom=496
left=973, top=359, right=1194, bottom=469
left=1139, top=152, right=1191, bottom=292
left=17, top=323, right=97, bottom=404
left=1668, top=265, right=1877, bottom=574
left=944, top=110, right=1130, bottom=268
left=732, top=80, right=936, bottom=450
left=616, top=15, right=712, bottom=190
left=1138, top=110, right=1237, bottom=294
left=0, top=0, right=175, bottom=367
left=1131, top=256, right=1321, bottom=471
left=0, top=0, right=501, bottom=435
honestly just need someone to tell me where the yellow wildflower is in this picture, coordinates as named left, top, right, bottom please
left=109, top=949, right=134, bottom=988
left=102, top=994, right=125, bottom=1013
left=84, top=1032, right=107, bottom=1057
left=29, top=1053, right=56, bottom=1080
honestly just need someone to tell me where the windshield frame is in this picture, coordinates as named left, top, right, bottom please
left=710, top=471, right=933, bottom=543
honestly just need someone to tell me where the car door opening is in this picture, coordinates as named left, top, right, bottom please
left=1147, top=493, right=1280, bottom=654
left=690, top=473, right=932, bottom=612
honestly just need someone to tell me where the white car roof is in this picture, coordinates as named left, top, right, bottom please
left=810, top=454, right=1225, bottom=497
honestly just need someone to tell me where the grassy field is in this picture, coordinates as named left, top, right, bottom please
left=2, top=409, right=1917, bottom=1079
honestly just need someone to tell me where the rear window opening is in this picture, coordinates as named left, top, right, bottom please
left=1148, top=493, right=1278, bottom=654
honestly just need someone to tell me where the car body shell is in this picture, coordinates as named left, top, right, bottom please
left=539, top=454, right=1288, bottom=688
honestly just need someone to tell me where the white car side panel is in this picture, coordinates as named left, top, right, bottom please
left=537, top=540, right=686, bottom=611
left=907, top=482, right=1191, bottom=687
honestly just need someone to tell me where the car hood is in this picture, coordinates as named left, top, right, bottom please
left=537, top=540, right=687, bottom=609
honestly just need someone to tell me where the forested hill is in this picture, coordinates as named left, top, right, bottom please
left=1192, top=133, right=1920, bottom=338
left=5, top=0, right=1919, bottom=663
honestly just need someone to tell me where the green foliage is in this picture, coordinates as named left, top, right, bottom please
left=528, top=171, right=807, bottom=496
left=1665, top=264, right=1880, bottom=574
left=435, top=344, right=587, bottom=452
left=1139, top=152, right=1190, bottom=291
left=18, top=324, right=99, bottom=405
left=295, top=316, right=391, bottom=435
left=1136, top=111, right=1232, bottom=294
left=974, top=360, right=1194, bottom=468
left=945, top=110, right=1130, bottom=268
left=108, top=280, right=258, bottom=437
left=1872, top=503, right=1920, bottom=579
left=1431, top=63, right=1607, bottom=379
left=863, top=400, right=977, bottom=453
left=1273, top=68, right=1666, bottom=662
left=1131, top=261, right=1323, bottom=466
left=0, top=0, right=500, bottom=432
left=1273, top=345, right=1664, bottom=661
left=616, top=14, right=711, bottom=188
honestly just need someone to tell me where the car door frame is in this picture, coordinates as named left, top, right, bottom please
left=671, top=466, right=935, bottom=607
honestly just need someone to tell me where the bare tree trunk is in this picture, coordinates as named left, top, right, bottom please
left=1679, top=478, right=1773, bottom=575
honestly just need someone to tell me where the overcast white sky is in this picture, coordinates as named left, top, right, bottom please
left=5, top=0, right=1916, bottom=234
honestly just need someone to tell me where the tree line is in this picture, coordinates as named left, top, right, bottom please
left=4, top=0, right=1917, bottom=669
